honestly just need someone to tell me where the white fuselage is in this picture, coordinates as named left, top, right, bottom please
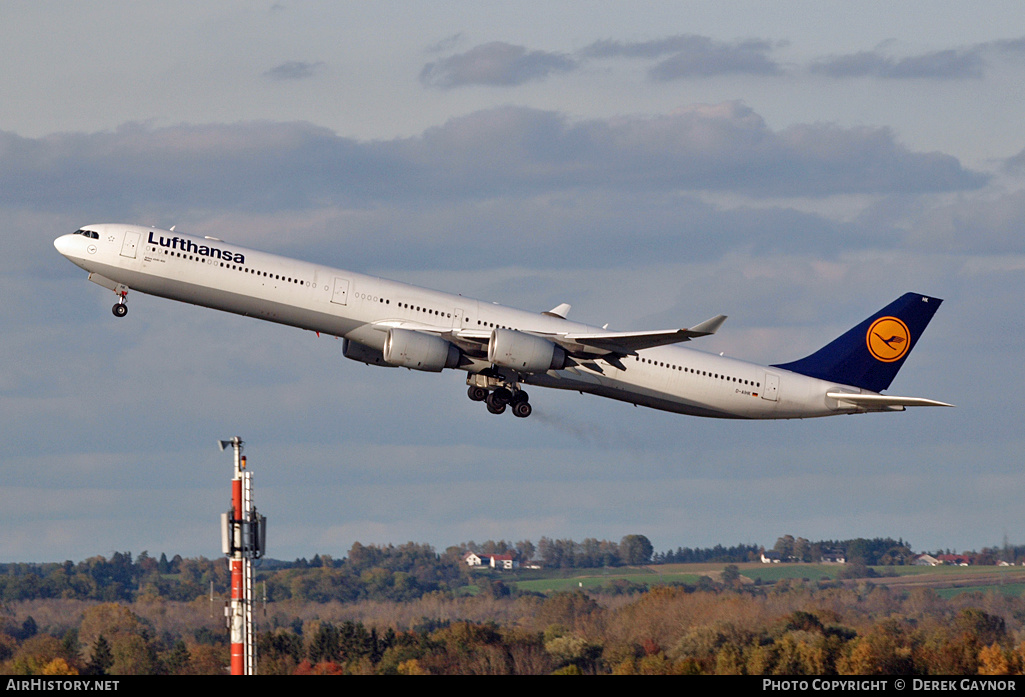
left=54, top=224, right=871, bottom=420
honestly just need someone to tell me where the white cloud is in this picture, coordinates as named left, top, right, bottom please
left=581, top=35, right=782, bottom=79
left=420, top=42, right=576, bottom=88
left=5, top=4, right=1025, bottom=560
left=263, top=61, right=326, bottom=81
left=0, top=103, right=986, bottom=223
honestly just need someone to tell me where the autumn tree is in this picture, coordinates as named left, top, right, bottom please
left=620, top=535, right=653, bottom=565
left=86, top=635, right=113, bottom=676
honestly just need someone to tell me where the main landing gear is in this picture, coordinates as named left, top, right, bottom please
left=112, top=291, right=128, bottom=318
left=467, top=382, right=532, bottom=418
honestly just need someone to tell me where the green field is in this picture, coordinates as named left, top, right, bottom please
left=504, top=562, right=845, bottom=592
left=470, top=562, right=1025, bottom=598
left=934, top=583, right=1025, bottom=599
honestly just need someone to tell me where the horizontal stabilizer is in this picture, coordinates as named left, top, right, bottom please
left=826, top=392, right=954, bottom=409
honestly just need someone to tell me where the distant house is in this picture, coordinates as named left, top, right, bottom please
left=913, top=554, right=941, bottom=566
left=820, top=550, right=846, bottom=564
left=489, top=554, right=516, bottom=570
left=463, top=552, right=518, bottom=570
left=937, top=554, right=972, bottom=566
left=761, top=551, right=782, bottom=564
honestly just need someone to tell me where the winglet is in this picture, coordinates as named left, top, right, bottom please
left=688, top=314, right=727, bottom=337
left=543, top=303, right=572, bottom=319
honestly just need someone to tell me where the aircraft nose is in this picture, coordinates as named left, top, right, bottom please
left=54, top=234, right=74, bottom=256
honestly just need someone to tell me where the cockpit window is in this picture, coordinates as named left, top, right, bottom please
left=72, top=229, right=99, bottom=239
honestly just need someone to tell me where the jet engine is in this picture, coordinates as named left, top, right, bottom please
left=488, top=328, right=567, bottom=372
left=383, top=328, right=460, bottom=372
left=342, top=338, right=395, bottom=367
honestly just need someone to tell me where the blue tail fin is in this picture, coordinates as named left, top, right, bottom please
left=771, top=293, right=942, bottom=393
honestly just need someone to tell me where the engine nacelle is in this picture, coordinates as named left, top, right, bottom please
left=342, top=338, right=395, bottom=367
left=488, top=328, right=567, bottom=372
left=383, top=328, right=460, bottom=372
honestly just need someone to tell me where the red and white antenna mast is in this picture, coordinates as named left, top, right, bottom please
left=219, top=436, right=266, bottom=676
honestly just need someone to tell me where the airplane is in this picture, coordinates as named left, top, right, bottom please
left=54, top=224, right=952, bottom=420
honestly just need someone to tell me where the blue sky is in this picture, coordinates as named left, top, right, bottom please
left=3, top=2, right=1025, bottom=562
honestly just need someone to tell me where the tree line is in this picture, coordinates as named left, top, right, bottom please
left=0, top=534, right=1009, bottom=604
left=6, top=577, right=1025, bottom=674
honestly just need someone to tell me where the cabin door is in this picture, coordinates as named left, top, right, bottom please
left=120, top=230, right=140, bottom=259
left=331, top=277, right=349, bottom=305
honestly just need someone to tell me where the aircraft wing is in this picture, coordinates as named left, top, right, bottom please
left=372, top=313, right=727, bottom=360
left=556, top=314, right=727, bottom=355
left=372, top=320, right=449, bottom=334
left=372, top=320, right=492, bottom=355
left=826, top=392, right=954, bottom=409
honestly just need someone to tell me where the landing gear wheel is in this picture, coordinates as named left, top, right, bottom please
left=510, top=390, right=529, bottom=405
left=512, top=400, right=532, bottom=418
left=493, top=387, right=513, bottom=405
left=468, top=385, right=488, bottom=402
left=486, top=392, right=507, bottom=414
left=112, top=303, right=128, bottom=318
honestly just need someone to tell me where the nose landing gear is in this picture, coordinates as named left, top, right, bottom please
left=112, top=291, right=128, bottom=318
left=87, top=274, right=130, bottom=318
